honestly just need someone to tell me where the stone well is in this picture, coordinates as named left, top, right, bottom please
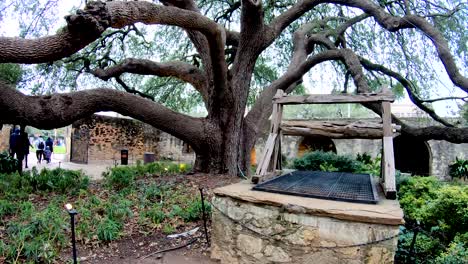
left=210, top=181, right=404, bottom=264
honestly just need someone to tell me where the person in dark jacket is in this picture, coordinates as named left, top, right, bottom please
left=9, top=128, right=20, bottom=158
left=45, top=137, right=54, bottom=153
left=36, top=138, right=45, bottom=163
left=21, top=133, right=32, bottom=168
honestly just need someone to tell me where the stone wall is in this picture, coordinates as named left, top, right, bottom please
left=72, top=115, right=195, bottom=163
left=261, top=134, right=468, bottom=180
left=0, top=125, right=12, bottom=153
left=211, top=195, right=400, bottom=264
left=429, top=140, right=468, bottom=178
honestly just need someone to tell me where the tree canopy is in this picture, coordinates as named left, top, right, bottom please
left=0, top=0, right=467, bottom=174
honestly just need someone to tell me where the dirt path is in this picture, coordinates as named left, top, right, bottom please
left=113, top=249, right=218, bottom=264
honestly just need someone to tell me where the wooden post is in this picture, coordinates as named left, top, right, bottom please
left=252, top=90, right=284, bottom=183
left=270, top=91, right=284, bottom=172
left=381, top=88, right=396, bottom=199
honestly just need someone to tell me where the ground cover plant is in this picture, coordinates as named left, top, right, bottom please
left=0, top=162, right=211, bottom=263
left=396, top=176, right=468, bottom=263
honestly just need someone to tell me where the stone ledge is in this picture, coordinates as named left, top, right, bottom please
left=213, top=181, right=404, bottom=226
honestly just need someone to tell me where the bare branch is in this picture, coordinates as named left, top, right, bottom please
left=114, top=76, right=155, bottom=101
left=421, top=96, right=468, bottom=103
left=360, top=57, right=456, bottom=127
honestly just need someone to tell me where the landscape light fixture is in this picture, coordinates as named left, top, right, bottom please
left=65, top=203, right=78, bottom=264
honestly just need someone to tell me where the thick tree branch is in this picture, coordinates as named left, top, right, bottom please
left=0, top=1, right=228, bottom=95
left=90, top=58, right=208, bottom=101
left=360, top=57, right=456, bottom=127
left=265, top=0, right=467, bottom=92
left=0, top=1, right=110, bottom=63
left=231, top=0, right=265, bottom=85
left=0, top=81, right=204, bottom=144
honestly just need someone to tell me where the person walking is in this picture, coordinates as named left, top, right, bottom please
left=9, top=127, right=25, bottom=173
left=9, top=128, right=20, bottom=158
left=21, top=132, right=32, bottom=168
left=36, top=138, right=45, bottom=163
left=45, top=137, right=54, bottom=161
left=44, top=146, right=52, bottom=164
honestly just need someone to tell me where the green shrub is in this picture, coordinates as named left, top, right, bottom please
left=143, top=205, right=166, bottom=224
left=448, top=157, right=468, bottom=180
left=293, top=151, right=362, bottom=173
left=0, top=199, right=15, bottom=220
left=184, top=199, right=211, bottom=223
left=433, top=233, right=468, bottom=263
left=103, top=166, right=136, bottom=190
left=0, top=152, right=18, bottom=174
left=397, top=176, right=468, bottom=263
left=0, top=168, right=89, bottom=196
left=162, top=223, right=175, bottom=234
left=356, top=154, right=381, bottom=176
left=105, top=196, right=133, bottom=222
left=103, top=161, right=193, bottom=190
left=398, top=176, right=441, bottom=220
left=97, top=217, right=121, bottom=241
left=28, top=168, right=89, bottom=194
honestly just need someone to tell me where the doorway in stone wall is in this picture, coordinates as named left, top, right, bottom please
left=70, top=126, right=89, bottom=164
left=393, top=135, right=431, bottom=176
left=297, top=135, right=337, bottom=157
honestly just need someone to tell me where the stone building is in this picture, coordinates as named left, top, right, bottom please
left=70, top=115, right=194, bottom=164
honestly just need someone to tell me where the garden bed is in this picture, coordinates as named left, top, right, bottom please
left=0, top=163, right=240, bottom=263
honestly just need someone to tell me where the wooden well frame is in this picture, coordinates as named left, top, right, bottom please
left=253, top=89, right=397, bottom=199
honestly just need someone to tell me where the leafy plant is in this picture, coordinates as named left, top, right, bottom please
left=0, top=199, right=15, bottom=220
left=318, top=162, right=338, bottom=172
left=97, top=217, right=121, bottom=242
left=0, top=151, right=18, bottom=174
left=396, top=176, right=468, bottom=263
left=448, top=157, right=468, bottom=180
left=103, top=166, right=136, bottom=190
left=27, top=168, right=89, bottom=194
left=143, top=205, right=166, bottom=224
left=162, top=223, right=175, bottom=234
left=356, top=153, right=381, bottom=176
left=293, top=151, right=362, bottom=173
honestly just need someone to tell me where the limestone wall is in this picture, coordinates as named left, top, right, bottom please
left=211, top=196, right=399, bottom=264
left=428, top=141, right=468, bottom=179
left=262, top=134, right=468, bottom=179
left=0, top=125, right=12, bottom=153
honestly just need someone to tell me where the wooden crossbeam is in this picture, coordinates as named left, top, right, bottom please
left=281, top=120, right=400, bottom=139
left=273, top=93, right=395, bottom=105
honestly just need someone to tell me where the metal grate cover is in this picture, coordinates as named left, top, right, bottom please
left=253, top=171, right=378, bottom=204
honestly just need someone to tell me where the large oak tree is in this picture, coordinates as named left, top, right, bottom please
left=0, top=0, right=467, bottom=175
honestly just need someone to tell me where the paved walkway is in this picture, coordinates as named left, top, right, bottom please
left=24, top=153, right=114, bottom=180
